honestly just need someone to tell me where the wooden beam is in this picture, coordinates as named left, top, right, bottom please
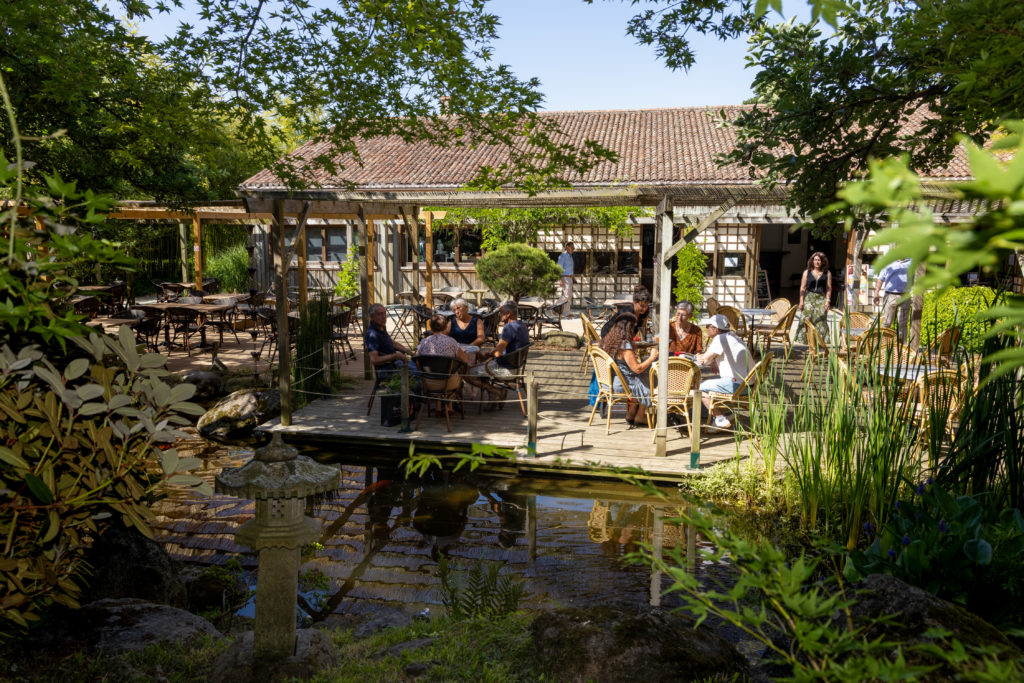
left=654, top=197, right=672, bottom=457
left=272, top=200, right=292, bottom=426
left=297, top=220, right=308, bottom=309
left=355, top=206, right=372, bottom=379
left=192, top=214, right=202, bottom=289
left=178, top=222, right=189, bottom=283
left=367, top=215, right=377, bottom=307
left=424, top=211, right=435, bottom=310
left=662, top=199, right=736, bottom=264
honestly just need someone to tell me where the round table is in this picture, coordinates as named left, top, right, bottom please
left=467, top=288, right=489, bottom=307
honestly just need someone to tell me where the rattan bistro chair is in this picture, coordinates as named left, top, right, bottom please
left=578, top=312, right=601, bottom=372
left=588, top=347, right=648, bottom=435
left=705, top=352, right=774, bottom=426
left=648, top=357, right=701, bottom=443
left=754, top=305, right=798, bottom=355
left=413, top=354, right=467, bottom=431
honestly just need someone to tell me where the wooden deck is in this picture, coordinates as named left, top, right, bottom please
left=262, top=383, right=753, bottom=482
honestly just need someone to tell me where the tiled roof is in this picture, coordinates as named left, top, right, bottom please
left=240, top=105, right=972, bottom=191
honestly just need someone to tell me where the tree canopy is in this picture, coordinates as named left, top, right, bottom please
left=1, top=0, right=615, bottom=204
left=609, top=0, right=1024, bottom=232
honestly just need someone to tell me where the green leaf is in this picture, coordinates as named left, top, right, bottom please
left=76, top=384, right=105, bottom=401
left=64, top=358, right=90, bottom=381
left=0, top=446, right=30, bottom=470
left=24, top=473, right=54, bottom=504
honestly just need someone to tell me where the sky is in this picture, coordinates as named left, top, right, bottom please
left=486, top=0, right=756, bottom=111
left=138, top=0, right=762, bottom=113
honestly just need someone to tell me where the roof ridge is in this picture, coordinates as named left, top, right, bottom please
left=536, top=104, right=754, bottom=115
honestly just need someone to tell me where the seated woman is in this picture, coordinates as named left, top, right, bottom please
left=445, top=298, right=485, bottom=348
left=599, top=312, right=659, bottom=428
left=417, top=314, right=469, bottom=365
left=668, top=301, right=703, bottom=356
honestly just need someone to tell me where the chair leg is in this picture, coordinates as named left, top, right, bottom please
left=587, top=395, right=601, bottom=426
left=367, top=383, right=377, bottom=416
left=515, top=383, right=526, bottom=416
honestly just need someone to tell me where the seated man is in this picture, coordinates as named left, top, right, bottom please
left=695, top=313, right=752, bottom=431
left=468, top=301, right=529, bottom=408
left=365, top=302, right=414, bottom=378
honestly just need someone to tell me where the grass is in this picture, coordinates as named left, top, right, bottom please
left=0, top=615, right=541, bottom=683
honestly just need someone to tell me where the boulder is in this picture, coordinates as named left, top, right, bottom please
left=180, top=564, right=250, bottom=614
left=81, top=524, right=187, bottom=608
left=76, top=598, right=223, bottom=653
left=197, top=389, right=281, bottom=446
left=209, top=629, right=336, bottom=682
left=542, top=331, right=581, bottom=349
left=181, top=370, right=226, bottom=401
left=530, top=606, right=749, bottom=682
left=847, top=574, right=1022, bottom=666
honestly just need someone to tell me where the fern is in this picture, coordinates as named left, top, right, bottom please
left=438, top=557, right=525, bottom=620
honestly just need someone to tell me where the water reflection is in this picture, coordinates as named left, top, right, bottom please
left=153, top=445, right=721, bottom=618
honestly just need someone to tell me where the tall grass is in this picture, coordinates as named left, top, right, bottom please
left=293, top=291, right=334, bottom=407
left=204, top=243, right=250, bottom=293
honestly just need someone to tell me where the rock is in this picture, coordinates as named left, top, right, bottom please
left=81, top=524, right=187, bottom=608
left=378, top=637, right=436, bottom=659
left=181, top=370, right=226, bottom=401
left=209, top=628, right=336, bottom=682
left=198, top=389, right=281, bottom=446
left=224, top=375, right=266, bottom=394
left=316, top=606, right=414, bottom=638
left=542, top=331, right=581, bottom=349
left=847, top=574, right=1023, bottom=667
left=180, top=564, right=249, bottom=614
left=76, top=598, right=223, bottom=653
left=403, top=660, right=440, bottom=677
left=531, top=606, right=749, bottom=682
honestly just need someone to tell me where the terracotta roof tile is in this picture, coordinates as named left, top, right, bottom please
left=240, top=106, right=971, bottom=191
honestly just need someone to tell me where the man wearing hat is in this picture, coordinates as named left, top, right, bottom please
left=695, top=313, right=752, bottom=430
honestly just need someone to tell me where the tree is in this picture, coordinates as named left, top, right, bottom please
left=608, top=0, right=1024, bottom=233
left=475, top=243, right=562, bottom=304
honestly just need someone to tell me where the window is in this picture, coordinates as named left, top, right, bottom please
left=306, top=230, right=323, bottom=262
left=458, top=229, right=483, bottom=263
left=592, top=251, right=615, bottom=274
left=617, top=251, right=640, bottom=274
left=326, top=228, right=348, bottom=261
left=717, top=252, right=746, bottom=277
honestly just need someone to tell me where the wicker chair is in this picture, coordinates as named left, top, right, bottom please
left=766, top=298, right=792, bottom=323
left=716, top=305, right=747, bottom=339
left=587, top=347, right=648, bottom=435
left=704, top=297, right=720, bottom=316
left=926, top=325, right=962, bottom=367
left=648, top=357, right=701, bottom=443
left=754, top=305, right=798, bottom=355
left=578, top=313, right=601, bottom=372
left=413, top=355, right=467, bottom=431
left=705, top=352, right=774, bottom=426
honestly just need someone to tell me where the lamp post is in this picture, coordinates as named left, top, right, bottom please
left=215, top=432, right=339, bottom=660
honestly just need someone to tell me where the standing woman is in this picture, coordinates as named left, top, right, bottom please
left=795, top=251, right=832, bottom=344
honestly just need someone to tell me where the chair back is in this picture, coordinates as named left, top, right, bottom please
left=774, top=305, right=798, bottom=336
left=499, top=342, right=532, bottom=373
left=414, top=354, right=466, bottom=394
left=705, top=297, right=720, bottom=316
left=590, top=346, right=632, bottom=398
left=736, top=352, right=774, bottom=400
left=479, top=308, right=501, bottom=343
left=580, top=313, right=600, bottom=343
left=859, top=327, right=900, bottom=360
left=931, top=325, right=962, bottom=358
left=916, top=368, right=970, bottom=438
left=650, top=357, right=700, bottom=406
left=845, top=311, right=873, bottom=329
left=717, top=305, right=745, bottom=335
left=767, top=298, right=791, bottom=322
left=804, top=319, right=827, bottom=356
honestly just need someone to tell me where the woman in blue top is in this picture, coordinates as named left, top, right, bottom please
left=445, top=298, right=485, bottom=346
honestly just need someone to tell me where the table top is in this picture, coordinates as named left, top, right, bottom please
left=741, top=308, right=776, bottom=317
left=78, top=284, right=118, bottom=293
left=202, top=293, right=250, bottom=304
left=876, top=364, right=942, bottom=381
left=848, top=327, right=870, bottom=335
left=140, top=301, right=234, bottom=314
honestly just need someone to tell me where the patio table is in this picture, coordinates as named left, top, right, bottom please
left=876, top=364, right=943, bottom=383
left=140, top=301, right=234, bottom=349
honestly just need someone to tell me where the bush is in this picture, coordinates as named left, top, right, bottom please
left=203, top=243, right=250, bottom=294
left=0, top=329, right=208, bottom=637
left=333, top=254, right=361, bottom=299
left=475, top=243, right=561, bottom=302
left=921, top=286, right=997, bottom=354
left=672, top=237, right=708, bottom=310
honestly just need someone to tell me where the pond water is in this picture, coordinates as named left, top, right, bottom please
left=152, top=445, right=732, bottom=619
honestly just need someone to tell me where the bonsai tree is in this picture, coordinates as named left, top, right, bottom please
left=475, top=243, right=561, bottom=303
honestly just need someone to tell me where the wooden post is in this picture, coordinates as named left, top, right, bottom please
left=654, top=197, right=672, bottom=457
left=178, top=222, right=189, bottom=284
left=686, top=507, right=697, bottom=573
left=689, top=388, right=702, bottom=470
left=356, top=207, right=372, bottom=379
left=399, top=364, right=411, bottom=433
left=526, top=371, right=538, bottom=457
left=366, top=217, right=377, bottom=307
left=192, top=214, right=202, bottom=290
left=298, top=221, right=308, bottom=310
left=323, top=340, right=332, bottom=389
left=272, top=200, right=292, bottom=426
left=424, top=211, right=434, bottom=309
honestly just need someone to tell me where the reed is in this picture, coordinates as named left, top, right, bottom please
left=293, top=291, right=334, bottom=407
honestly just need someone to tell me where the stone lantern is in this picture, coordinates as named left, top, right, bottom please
left=214, top=432, right=340, bottom=662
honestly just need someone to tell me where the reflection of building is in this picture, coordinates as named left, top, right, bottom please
left=241, top=106, right=1010, bottom=311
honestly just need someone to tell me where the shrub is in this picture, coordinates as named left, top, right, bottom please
left=333, top=254, right=361, bottom=299
left=203, top=243, right=250, bottom=294
left=293, top=292, right=334, bottom=407
left=921, top=286, right=998, bottom=353
left=672, top=237, right=708, bottom=311
left=0, top=329, right=208, bottom=637
left=475, top=243, right=561, bottom=303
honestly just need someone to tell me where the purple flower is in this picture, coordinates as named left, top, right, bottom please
left=894, top=501, right=900, bottom=512
left=938, top=519, right=947, bottom=533
left=902, top=534, right=911, bottom=546
left=863, top=522, right=873, bottom=534
left=916, top=483, right=926, bottom=496
left=926, top=477, right=934, bottom=486
left=887, top=549, right=897, bottom=558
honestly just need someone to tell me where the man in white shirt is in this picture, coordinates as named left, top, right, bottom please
left=696, top=314, right=752, bottom=430
left=556, top=242, right=575, bottom=315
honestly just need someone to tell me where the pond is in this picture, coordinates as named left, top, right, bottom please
left=152, top=445, right=733, bottom=619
